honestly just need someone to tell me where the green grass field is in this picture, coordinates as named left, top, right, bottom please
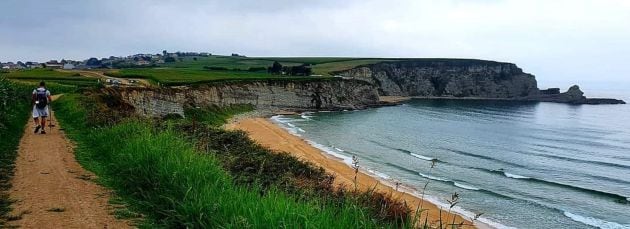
left=311, top=59, right=392, bottom=75
left=1, top=56, right=430, bottom=87
left=105, top=56, right=397, bottom=85
left=1, top=69, right=99, bottom=86
left=110, top=68, right=336, bottom=86
left=161, top=56, right=300, bottom=69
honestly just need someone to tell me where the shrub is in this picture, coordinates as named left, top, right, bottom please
left=0, top=77, right=31, bottom=226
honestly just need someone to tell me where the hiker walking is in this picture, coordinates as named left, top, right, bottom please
left=32, top=81, right=52, bottom=134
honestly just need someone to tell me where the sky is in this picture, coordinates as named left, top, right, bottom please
left=1, top=0, right=629, bottom=89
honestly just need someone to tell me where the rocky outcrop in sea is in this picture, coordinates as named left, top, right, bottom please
left=534, top=85, right=625, bottom=104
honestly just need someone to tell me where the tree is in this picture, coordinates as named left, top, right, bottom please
left=86, top=57, right=102, bottom=66
left=269, top=61, right=283, bottom=74
left=164, top=57, right=176, bottom=63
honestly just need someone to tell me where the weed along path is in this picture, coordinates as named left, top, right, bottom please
left=7, top=97, right=131, bottom=228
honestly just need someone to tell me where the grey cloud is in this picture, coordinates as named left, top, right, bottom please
left=1, top=0, right=629, bottom=87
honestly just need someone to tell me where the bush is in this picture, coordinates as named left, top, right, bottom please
left=0, top=77, right=31, bottom=226
left=164, top=57, right=176, bottom=63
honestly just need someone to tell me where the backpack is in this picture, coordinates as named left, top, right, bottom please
left=35, top=89, right=48, bottom=109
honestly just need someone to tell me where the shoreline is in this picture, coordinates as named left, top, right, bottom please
left=227, top=116, right=486, bottom=228
left=379, top=95, right=626, bottom=105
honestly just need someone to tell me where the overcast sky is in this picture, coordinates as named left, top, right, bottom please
left=1, top=0, right=629, bottom=89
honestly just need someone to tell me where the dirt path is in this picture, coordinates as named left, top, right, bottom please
left=6, top=103, right=132, bottom=228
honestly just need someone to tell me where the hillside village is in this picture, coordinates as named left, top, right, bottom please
left=0, top=50, right=215, bottom=70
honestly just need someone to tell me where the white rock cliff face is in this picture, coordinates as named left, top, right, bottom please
left=113, top=80, right=380, bottom=117
left=338, top=60, right=539, bottom=98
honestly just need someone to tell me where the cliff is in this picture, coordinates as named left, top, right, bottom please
left=107, top=59, right=624, bottom=118
left=336, top=59, right=624, bottom=104
left=336, top=59, right=539, bottom=99
left=108, top=79, right=380, bottom=117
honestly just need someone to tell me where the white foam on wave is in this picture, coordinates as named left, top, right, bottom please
left=420, top=194, right=517, bottom=229
left=418, top=172, right=450, bottom=182
left=300, top=112, right=314, bottom=120
left=564, top=211, right=630, bottom=229
left=410, top=153, right=434, bottom=161
left=334, top=147, right=345, bottom=152
left=503, top=172, right=530, bottom=179
left=270, top=115, right=304, bottom=136
left=305, top=140, right=354, bottom=165
left=366, top=168, right=391, bottom=180
left=284, top=123, right=305, bottom=133
left=454, top=182, right=481, bottom=191
left=271, top=115, right=301, bottom=123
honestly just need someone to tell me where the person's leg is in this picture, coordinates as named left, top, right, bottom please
left=40, top=117, right=47, bottom=134
left=33, top=117, right=41, bottom=133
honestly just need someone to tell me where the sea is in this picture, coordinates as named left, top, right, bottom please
left=270, top=88, right=630, bottom=229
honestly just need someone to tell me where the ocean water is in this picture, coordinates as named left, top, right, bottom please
left=271, top=96, right=630, bottom=229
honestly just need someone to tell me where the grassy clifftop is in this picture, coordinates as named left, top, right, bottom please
left=2, top=56, right=508, bottom=88
left=53, top=92, right=414, bottom=228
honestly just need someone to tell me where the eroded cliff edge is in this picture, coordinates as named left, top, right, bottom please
left=336, top=59, right=625, bottom=104
left=109, top=79, right=381, bottom=117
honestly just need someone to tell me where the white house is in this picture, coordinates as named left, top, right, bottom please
left=63, top=63, right=76, bottom=69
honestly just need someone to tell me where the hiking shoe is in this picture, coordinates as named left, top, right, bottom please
left=34, top=125, right=41, bottom=133
left=40, top=130, right=46, bottom=134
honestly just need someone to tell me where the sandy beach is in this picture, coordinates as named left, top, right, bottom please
left=228, top=117, right=479, bottom=228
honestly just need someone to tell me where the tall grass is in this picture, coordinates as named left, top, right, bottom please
left=54, top=95, right=407, bottom=228
left=184, top=104, right=254, bottom=126
left=0, top=77, right=32, bottom=226
left=174, top=104, right=411, bottom=226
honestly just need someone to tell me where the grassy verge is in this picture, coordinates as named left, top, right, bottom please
left=0, top=78, right=32, bottom=226
left=54, top=94, right=410, bottom=228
